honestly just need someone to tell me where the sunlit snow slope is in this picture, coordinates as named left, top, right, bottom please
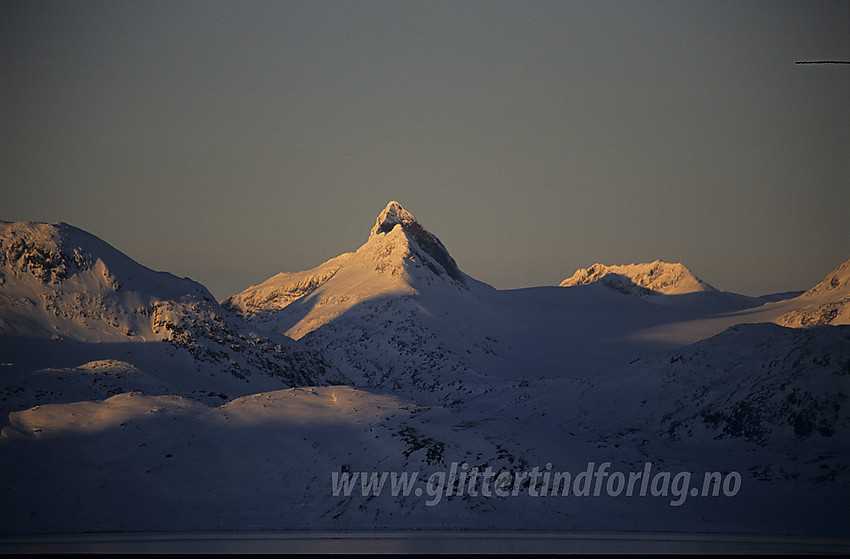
left=775, top=258, right=850, bottom=327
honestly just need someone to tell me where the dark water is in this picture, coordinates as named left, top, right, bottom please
left=2, top=531, right=848, bottom=554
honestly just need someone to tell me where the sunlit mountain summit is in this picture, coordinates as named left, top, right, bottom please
left=560, top=260, right=715, bottom=296
left=224, top=201, right=490, bottom=339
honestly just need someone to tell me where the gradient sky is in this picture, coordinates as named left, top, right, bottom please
left=3, top=1, right=848, bottom=299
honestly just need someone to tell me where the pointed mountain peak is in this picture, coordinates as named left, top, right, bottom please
left=367, top=201, right=464, bottom=284
left=370, top=201, right=418, bottom=238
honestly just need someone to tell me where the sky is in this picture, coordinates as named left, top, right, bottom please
left=2, top=0, right=848, bottom=299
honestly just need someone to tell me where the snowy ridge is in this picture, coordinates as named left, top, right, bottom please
left=775, top=259, right=850, bottom=327
left=222, top=253, right=352, bottom=319
left=559, top=260, right=715, bottom=296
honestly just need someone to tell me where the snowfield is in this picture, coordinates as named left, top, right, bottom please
left=1, top=205, right=849, bottom=540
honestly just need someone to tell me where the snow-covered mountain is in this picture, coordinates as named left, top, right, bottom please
left=775, top=258, right=850, bottom=327
left=559, top=260, right=714, bottom=295
left=2, top=209, right=849, bottom=541
left=558, top=260, right=768, bottom=316
left=0, top=221, right=340, bottom=419
left=0, top=221, right=213, bottom=342
left=224, top=201, right=486, bottom=337
left=225, top=202, right=504, bottom=400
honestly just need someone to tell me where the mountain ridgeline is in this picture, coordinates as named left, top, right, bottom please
left=1, top=203, right=849, bottom=536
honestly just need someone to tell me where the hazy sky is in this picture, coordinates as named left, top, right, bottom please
left=3, top=1, right=848, bottom=299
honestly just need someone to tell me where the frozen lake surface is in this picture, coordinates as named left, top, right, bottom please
left=2, top=531, right=849, bottom=554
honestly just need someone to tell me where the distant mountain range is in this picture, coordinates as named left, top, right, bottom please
left=1, top=204, right=848, bottom=537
